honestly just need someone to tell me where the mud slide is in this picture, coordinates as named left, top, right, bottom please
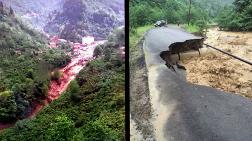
left=144, top=27, right=252, bottom=141
left=181, top=28, right=252, bottom=98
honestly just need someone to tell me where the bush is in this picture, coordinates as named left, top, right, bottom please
left=93, top=45, right=103, bottom=58
left=0, top=91, right=17, bottom=121
left=51, top=70, right=62, bottom=81
left=216, top=1, right=252, bottom=31
left=104, top=48, right=112, bottom=61
left=69, top=80, right=81, bottom=102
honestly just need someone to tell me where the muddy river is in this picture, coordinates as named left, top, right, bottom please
left=181, top=28, right=252, bottom=98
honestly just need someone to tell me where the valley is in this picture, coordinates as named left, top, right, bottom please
left=0, top=0, right=125, bottom=140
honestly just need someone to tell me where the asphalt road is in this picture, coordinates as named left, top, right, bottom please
left=144, top=27, right=252, bottom=141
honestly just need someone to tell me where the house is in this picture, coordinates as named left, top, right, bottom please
left=82, top=36, right=94, bottom=45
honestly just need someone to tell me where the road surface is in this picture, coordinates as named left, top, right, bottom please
left=143, top=27, right=252, bottom=141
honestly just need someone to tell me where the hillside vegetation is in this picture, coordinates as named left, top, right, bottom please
left=44, top=0, right=124, bottom=42
left=1, top=0, right=124, bottom=42
left=216, top=0, right=252, bottom=31
left=0, top=28, right=125, bottom=141
left=0, top=4, right=70, bottom=122
left=130, top=0, right=233, bottom=27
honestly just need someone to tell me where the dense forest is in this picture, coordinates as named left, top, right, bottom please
left=0, top=3, right=70, bottom=122
left=44, top=0, right=124, bottom=42
left=0, top=27, right=125, bottom=140
left=217, top=0, right=252, bottom=31
left=129, top=0, right=231, bottom=27
left=130, top=0, right=252, bottom=32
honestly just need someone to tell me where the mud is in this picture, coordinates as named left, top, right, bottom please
left=181, top=28, right=252, bottom=98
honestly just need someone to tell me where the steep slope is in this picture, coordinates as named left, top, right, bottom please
left=2, top=0, right=124, bottom=41
left=0, top=4, right=70, bottom=122
left=0, top=27, right=125, bottom=141
left=1, top=0, right=64, bottom=30
left=44, top=0, right=124, bottom=42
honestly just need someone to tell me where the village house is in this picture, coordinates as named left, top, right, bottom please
left=82, top=36, right=94, bottom=45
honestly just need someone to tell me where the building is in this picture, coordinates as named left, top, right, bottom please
left=82, top=36, right=94, bottom=45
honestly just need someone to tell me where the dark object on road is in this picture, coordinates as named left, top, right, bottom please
left=154, top=20, right=166, bottom=27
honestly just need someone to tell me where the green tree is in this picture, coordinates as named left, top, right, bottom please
left=0, top=91, right=17, bottom=121
left=93, top=45, right=103, bottom=58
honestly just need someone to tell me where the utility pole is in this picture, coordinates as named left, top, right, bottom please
left=188, top=0, right=192, bottom=25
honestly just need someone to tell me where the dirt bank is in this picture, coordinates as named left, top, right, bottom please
left=181, top=28, right=252, bottom=98
left=130, top=38, right=155, bottom=140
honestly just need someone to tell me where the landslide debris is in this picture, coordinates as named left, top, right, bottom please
left=181, top=28, right=252, bottom=98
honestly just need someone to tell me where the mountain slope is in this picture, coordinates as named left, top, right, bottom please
left=1, top=0, right=64, bottom=30
left=0, top=4, right=70, bottom=122
left=44, top=0, right=124, bottom=42
left=0, top=27, right=125, bottom=141
left=2, top=0, right=124, bottom=41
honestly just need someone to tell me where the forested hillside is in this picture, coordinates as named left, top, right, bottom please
left=1, top=0, right=124, bottom=41
left=0, top=3, right=70, bottom=122
left=129, top=0, right=234, bottom=28
left=216, top=0, right=252, bottom=31
left=1, top=0, right=64, bottom=30
left=0, top=27, right=125, bottom=140
left=44, top=0, right=124, bottom=42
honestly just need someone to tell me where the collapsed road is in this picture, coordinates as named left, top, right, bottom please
left=143, top=27, right=252, bottom=141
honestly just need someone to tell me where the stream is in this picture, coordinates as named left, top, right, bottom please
left=0, top=40, right=106, bottom=130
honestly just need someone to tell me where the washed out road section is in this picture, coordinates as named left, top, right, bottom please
left=144, top=27, right=252, bottom=141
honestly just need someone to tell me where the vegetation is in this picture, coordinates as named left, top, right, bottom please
left=130, top=25, right=153, bottom=70
left=0, top=28, right=125, bottom=140
left=0, top=5, right=70, bottom=121
left=216, top=0, right=252, bottom=31
left=129, top=0, right=234, bottom=35
left=44, top=0, right=123, bottom=42
left=129, top=25, right=152, bottom=50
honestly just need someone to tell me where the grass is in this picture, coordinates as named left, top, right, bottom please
left=129, top=25, right=153, bottom=65
left=129, top=25, right=153, bottom=49
left=183, top=24, right=200, bottom=33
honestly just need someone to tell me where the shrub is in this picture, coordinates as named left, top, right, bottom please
left=93, top=45, right=103, bottom=58
left=0, top=90, right=17, bottom=121
left=51, top=70, right=62, bottom=81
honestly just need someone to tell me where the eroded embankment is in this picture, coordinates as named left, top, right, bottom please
left=130, top=39, right=155, bottom=140
left=181, top=28, right=252, bottom=98
left=143, top=27, right=252, bottom=141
